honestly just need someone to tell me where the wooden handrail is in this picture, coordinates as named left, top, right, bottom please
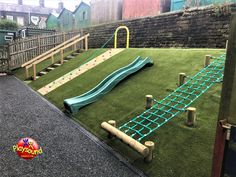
left=30, top=34, right=89, bottom=80
left=21, top=33, right=81, bottom=67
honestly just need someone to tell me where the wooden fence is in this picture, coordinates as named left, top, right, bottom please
left=0, top=30, right=82, bottom=72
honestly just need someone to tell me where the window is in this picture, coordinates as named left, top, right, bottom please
left=17, top=17, right=24, bottom=26
left=83, top=11, right=86, bottom=20
left=80, top=11, right=87, bottom=21
left=6, top=15, right=13, bottom=21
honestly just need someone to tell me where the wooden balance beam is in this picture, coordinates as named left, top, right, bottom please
left=101, top=121, right=155, bottom=162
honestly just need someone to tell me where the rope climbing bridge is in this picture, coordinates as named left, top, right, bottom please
left=102, top=53, right=226, bottom=161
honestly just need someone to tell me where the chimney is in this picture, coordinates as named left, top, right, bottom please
left=39, top=0, right=45, bottom=7
left=18, top=0, right=23, bottom=5
left=58, top=2, right=64, bottom=12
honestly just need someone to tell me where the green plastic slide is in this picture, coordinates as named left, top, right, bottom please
left=64, top=56, right=153, bottom=114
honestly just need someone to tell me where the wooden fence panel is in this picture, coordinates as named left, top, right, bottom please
left=6, top=31, right=80, bottom=69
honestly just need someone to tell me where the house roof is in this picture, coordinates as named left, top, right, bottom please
left=46, top=13, right=59, bottom=23
left=58, top=8, right=73, bottom=19
left=0, top=2, right=55, bottom=15
left=73, top=2, right=90, bottom=14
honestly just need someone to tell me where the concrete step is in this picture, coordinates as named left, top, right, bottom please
left=39, top=71, right=47, bottom=76
left=66, top=55, right=75, bottom=59
left=54, top=63, right=61, bottom=67
left=24, top=80, right=32, bottom=84
left=46, top=67, right=55, bottom=71
left=71, top=52, right=80, bottom=56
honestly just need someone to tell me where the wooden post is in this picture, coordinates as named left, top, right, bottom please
left=211, top=14, right=236, bottom=177
left=33, top=63, right=37, bottom=81
left=85, top=36, right=88, bottom=51
left=38, top=36, right=41, bottom=55
left=186, top=107, right=196, bottom=127
left=146, top=95, right=153, bottom=109
left=107, top=120, right=116, bottom=139
left=144, top=141, right=155, bottom=163
left=60, top=49, right=64, bottom=64
left=63, top=32, right=66, bottom=43
left=178, top=73, right=186, bottom=87
left=51, top=54, right=54, bottom=64
left=6, top=44, right=10, bottom=73
left=73, top=43, right=77, bottom=51
left=205, top=55, right=211, bottom=67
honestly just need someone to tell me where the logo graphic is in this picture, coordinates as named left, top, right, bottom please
left=13, top=137, right=43, bottom=160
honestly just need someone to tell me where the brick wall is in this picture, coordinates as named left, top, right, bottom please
left=83, top=4, right=236, bottom=48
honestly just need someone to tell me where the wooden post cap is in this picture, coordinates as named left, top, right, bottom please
left=146, top=95, right=153, bottom=98
left=145, top=141, right=155, bottom=150
left=187, top=107, right=196, bottom=111
left=108, top=120, right=116, bottom=127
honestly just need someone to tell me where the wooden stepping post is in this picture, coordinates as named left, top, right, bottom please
left=186, top=107, right=196, bottom=127
left=178, top=73, right=186, bottom=87
left=144, top=141, right=155, bottom=163
left=146, top=95, right=153, bottom=109
left=107, top=120, right=116, bottom=139
left=205, top=55, right=211, bottom=68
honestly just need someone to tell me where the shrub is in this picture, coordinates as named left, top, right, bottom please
left=0, top=19, right=18, bottom=30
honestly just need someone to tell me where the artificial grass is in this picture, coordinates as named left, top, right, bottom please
left=14, top=48, right=225, bottom=177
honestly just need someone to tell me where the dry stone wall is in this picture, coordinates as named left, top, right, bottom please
left=83, top=4, right=236, bottom=48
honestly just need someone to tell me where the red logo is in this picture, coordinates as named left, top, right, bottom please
left=13, top=137, right=43, bottom=160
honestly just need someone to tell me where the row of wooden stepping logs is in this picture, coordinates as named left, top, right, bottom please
left=101, top=55, right=213, bottom=163
left=26, top=50, right=81, bottom=81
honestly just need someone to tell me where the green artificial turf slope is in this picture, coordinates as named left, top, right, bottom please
left=14, top=48, right=225, bottom=177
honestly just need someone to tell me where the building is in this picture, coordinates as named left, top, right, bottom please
left=170, top=0, right=236, bottom=11
left=46, top=13, right=59, bottom=30
left=73, top=2, right=91, bottom=29
left=57, top=8, right=74, bottom=31
left=0, top=0, right=56, bottom=28
left=90, top=0, right=123, bottom=25
left=122, top=0, right=171, bottom=20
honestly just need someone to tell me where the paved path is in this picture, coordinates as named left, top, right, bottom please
left=0, top=76, right=145, bottom=177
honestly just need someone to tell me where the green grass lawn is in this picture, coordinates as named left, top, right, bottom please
left=14, top=48, right=225, bottom=177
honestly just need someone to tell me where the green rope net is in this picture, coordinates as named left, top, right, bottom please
left=119, top=53, right=226, bottom=142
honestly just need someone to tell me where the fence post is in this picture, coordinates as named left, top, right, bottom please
left=38, top=36, right=41, bottom=55
left=7, top=44, right=11, bottom=73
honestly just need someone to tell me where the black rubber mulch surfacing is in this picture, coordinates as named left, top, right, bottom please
left=0, top=76, right=145, bottom=177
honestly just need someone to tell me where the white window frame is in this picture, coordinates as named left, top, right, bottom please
left=6, top=15, right=13, bottom=21
left=17, top=16, right=24, bottom=26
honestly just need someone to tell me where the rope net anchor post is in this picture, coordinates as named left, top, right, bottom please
left=186, top=107, right=196, bottom=127
left=178, top=73, right=186, bottom=87
left=145, top=95, right=153, bottom=109
left=144, top=141, right=155, bottom=163
left=205, top=55, right=211, bottom=68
